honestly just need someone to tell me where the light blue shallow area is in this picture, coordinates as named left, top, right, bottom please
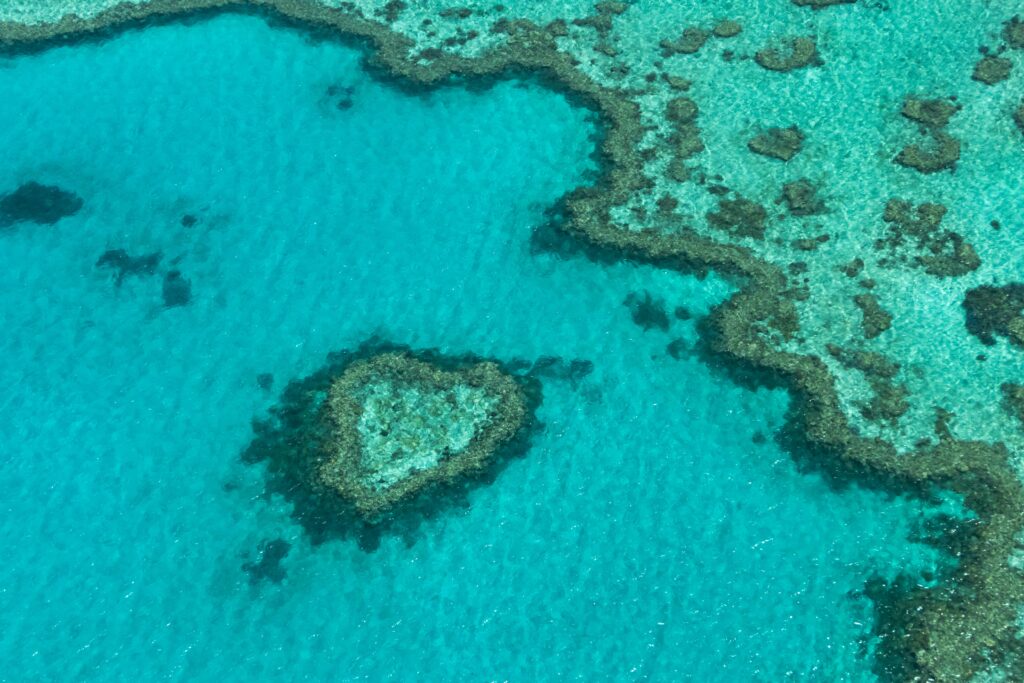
left=0, top=12, right=942, bottom=682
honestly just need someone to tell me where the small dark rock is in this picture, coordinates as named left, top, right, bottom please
left=674, top=306, right=692, bottom=321
left=181, top=214, right=198, bottom=228
left=0, top=181, right=83, bottom=227
left=162, top=270, right=192, bottom=308
left=257, top=373, right=274, bottom=391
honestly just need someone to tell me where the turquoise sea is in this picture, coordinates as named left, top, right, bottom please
left=0, top=12, right=950, bottom=681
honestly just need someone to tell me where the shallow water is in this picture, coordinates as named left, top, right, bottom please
left=0, top=12, right=946, bottom=681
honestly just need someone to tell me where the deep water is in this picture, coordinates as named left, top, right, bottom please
left=0, top=13, right=945, bottom=681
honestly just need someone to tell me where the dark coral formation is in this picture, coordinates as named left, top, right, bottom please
left=894, top=95, right=962, bottom=174
left=321, top=351, right=528, bottom=518
left=972, top=54, right=1013, bottom=85
left=792, top=0, right=855, bottom=7
left=525, top=355, right=593, bottom=389
left=5, top=4, right=1024, bottom=679
left=162, top=270, right=192, bottom=308
left=711, top=19, right=741, bottom=38
left=707, top=196, right=767, bottom=239
left=963, top=284, right=1024, bottom=347
left=95, top=249, right=162, bottom=285
left=1005, top=16, right=1024, bottom=50
left=659, top=27, right=709, bottom=56
left=828, top=345, right=907, bottom=425
left=0, top=181, right=82, bottom=227
left=778, top=179, right=826, bottom=216
left=901, top=96, right=959, bottom=128
left=1015, top=100, right=1024, bottom=137
left=747, top=126, right=804, bottom=161
left=623, top=290, right=670, bottom=331
left=754, top=36, right=822, bottom=72
left=242, top=538, right=291, bottom=585
left=1001, top=382, right=1024, bottom=424
left=876, top=199, right=980, bottom=277
left=894, top=131, right=960, bottom=173
left=243, top=340, right=540, bottom=542
left=666, top=95, right=703, bottom=163
left=854, top=293, right=892, bottom=340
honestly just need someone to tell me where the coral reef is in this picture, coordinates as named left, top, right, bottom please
left=876, top=199, right=980, bottom=277
left=754, top=36, right=822, bottom=72
left=659, top=27, right=709, bottom=57
left=747, top=126, right=804, bottom=161
left=95, top=248, right=162, bottom=285
left=854, top=293, right=892, bottom=340
left=973, top=54, right=1013, bottom=85
left=894, top=131, right=960, bottom=174
left=901, top=96, right=959, bottom=128
left=792, top=0, right=855, bottom=7
left=321, top=350, right=529, bottom=518
left=778, top=179, right=826, bottom=216
left=707, top=196, right=768, bottom=239
left=243, top=341, right=540, bottom=540
left=0, top=181, right=82, bottom=227
left=1005, top=16, right=1024, bottom=50
left=623, top=290, right=670, bottom=331
left=242, top=538, right=291, bottom=585
left=4, top=2, right=1024, bottom=678
left=963, top=284, right=1024, bottom=347
left=711, top=20, right=741, bottom=39
left=162, top=270, right=192, bottom=307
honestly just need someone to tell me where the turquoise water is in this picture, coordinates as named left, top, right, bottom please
left=0, top=12, right=945, bottom=681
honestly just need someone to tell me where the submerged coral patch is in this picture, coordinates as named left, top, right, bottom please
left=747, top=126, right=804, bottom=161
left=754, top=36, right=822, bottom=72
left=243, top=341, right=540, bottom=542
left=0, top=181, right=82, bottom=227
left=242, top=538, right=291, bottom=585
left=963, top=284, right=1024, bottom=347
left=96, top=248, right=162, bottom=286
left=162, top=270, right=191, bottom=307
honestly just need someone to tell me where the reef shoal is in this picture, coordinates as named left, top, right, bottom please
left=242, top=340, right=540, bottom=545
left=5, top=1, right=1024, bottom=680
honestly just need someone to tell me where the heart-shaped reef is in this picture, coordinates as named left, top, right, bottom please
left=242, top=341, right=540, bottom=545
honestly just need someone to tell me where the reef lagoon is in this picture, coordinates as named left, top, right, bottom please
left=2, top=1, right=1023, bottom=681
